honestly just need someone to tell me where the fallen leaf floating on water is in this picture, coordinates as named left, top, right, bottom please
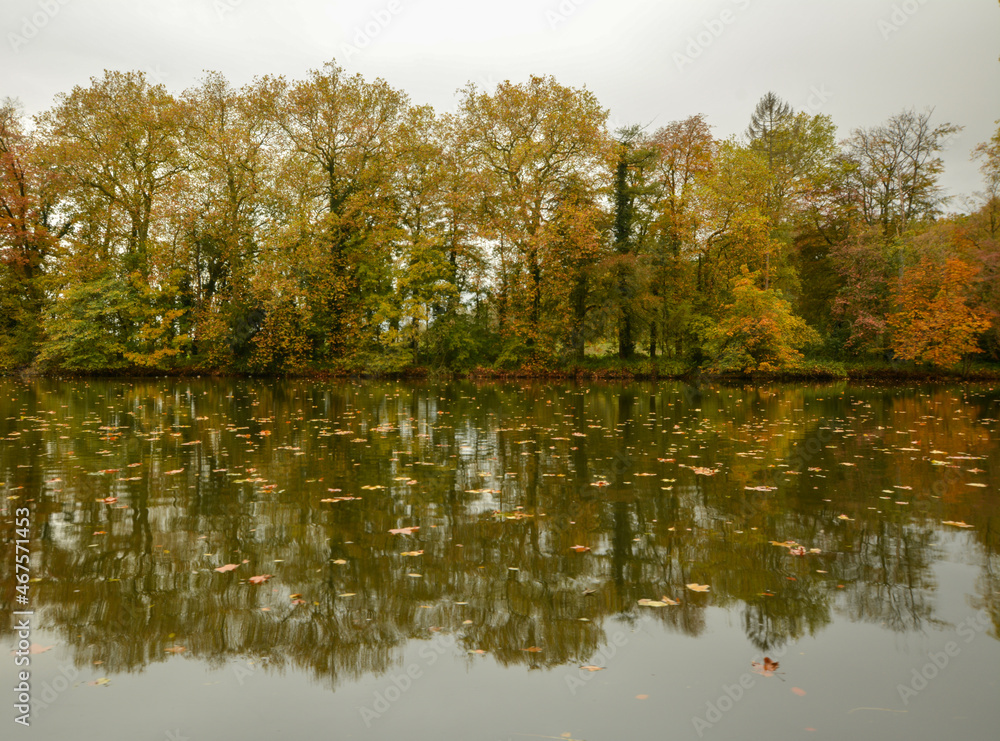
left=690, top=467, right=717, bottom=476
left=164, top=469, right=184, bottom=475
left=638, top=597, right=679, bottom=607
left=389, top=526, right=419, bottom=535
left=570, top=545, right=591, bottom=552
left=751, top=657, right=780, bottom=677
left=248, top=574, right=272, bottom=584
left=98, top=497, right=118, bottom=504
left=789, top=546, right=807, bottom=556
left=942, top=521, right=974, bottom=528
left=214, top=564, right=240, bottom=573
left=10, top=643, right=54, bottom=656
left=837, top=514, right=854, bottom=521
left=521, top=646, right=543, bottom=652
left=332, top=559, right=347, bottom=565
left=164, top=646, right=186, bottom=653
left=791, top=687, right=807, bottom=696
left=686, top=583, right=710, bottom=592
left=635, top=694, right=649, bottom=700
left=88, top=678, right=111, bottom=687
left=580, top=665, right=604, bottom=672
left=400, top=551, right=424, bottom=557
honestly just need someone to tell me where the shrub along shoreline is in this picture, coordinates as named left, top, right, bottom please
left=8, top=359, right=1000, bottom=383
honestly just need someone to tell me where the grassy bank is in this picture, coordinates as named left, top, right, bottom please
left=9, top=357, right=1000, bottom=383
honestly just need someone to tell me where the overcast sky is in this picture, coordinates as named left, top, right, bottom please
left=3, top=0, right=998, bottom=204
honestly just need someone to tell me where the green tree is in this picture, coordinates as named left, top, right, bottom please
left=704, top=270, right=820, bottom=372
left=457, top=75, right=608, bottom=363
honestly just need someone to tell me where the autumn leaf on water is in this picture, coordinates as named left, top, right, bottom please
left=942, top=521, right=974, bottom=528
left=214, top=564, right=240, bottom=573
left=791, top=687, right=807, bottom=696
left=164, top=646, right=186, bottom=654
left=638, top=597, right=678, bottom=607
left=248, top=574, right=272, bottom=584
left=400, top=551, right=424, bottom=557
left=686, top=583, right=710, bottom=592
left=164, top=469, right=184, bottom=475
left=10, top=643, right=53, bottom=656
left=389, top=526, right=420, bottom=535
left=837, top=514, right=854, bottom=521
left=580, top=665, right=604, bottom=672
left=789, top=546, right=807, bottom=556
left=522, top=646, right=543, bottom=653
left=591, top=480, right=610, bottom=487
left=751, top=657, right=781, bottom=677
left=98, top=497, right=118, bottom=504
left=570, top=545, right=591, bottom=552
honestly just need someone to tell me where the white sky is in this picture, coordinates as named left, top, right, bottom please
left=3, top=0, right=998, bottom=205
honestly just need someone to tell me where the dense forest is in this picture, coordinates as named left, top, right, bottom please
left=1, top=62, right=998, bottom=376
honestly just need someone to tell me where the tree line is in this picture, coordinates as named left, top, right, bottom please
left=1, top=62, right=998, bottom=374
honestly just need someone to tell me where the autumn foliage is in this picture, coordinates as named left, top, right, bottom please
left=888, top=257, right=992, bottom=368
left=0, top=70, right=997, bottom=375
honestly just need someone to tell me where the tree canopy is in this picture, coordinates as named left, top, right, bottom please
left=0, top=76, right=996, bottom=375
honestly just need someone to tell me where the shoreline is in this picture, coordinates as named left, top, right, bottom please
left=6, top=363, right=1000, bottom=383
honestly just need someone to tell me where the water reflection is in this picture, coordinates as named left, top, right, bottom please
left=1, top=379, right=998, bottom=686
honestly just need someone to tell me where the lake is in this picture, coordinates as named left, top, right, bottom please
left=1, top=378, right=998, bottom=740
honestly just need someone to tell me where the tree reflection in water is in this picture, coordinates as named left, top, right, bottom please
left=1, top=379, right=997, bottom=685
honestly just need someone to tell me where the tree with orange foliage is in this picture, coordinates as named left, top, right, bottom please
left=888, top=257, right=991, bottom=368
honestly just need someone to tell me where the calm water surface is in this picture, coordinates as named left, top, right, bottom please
left=1, top=379, right=998, bottom=740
